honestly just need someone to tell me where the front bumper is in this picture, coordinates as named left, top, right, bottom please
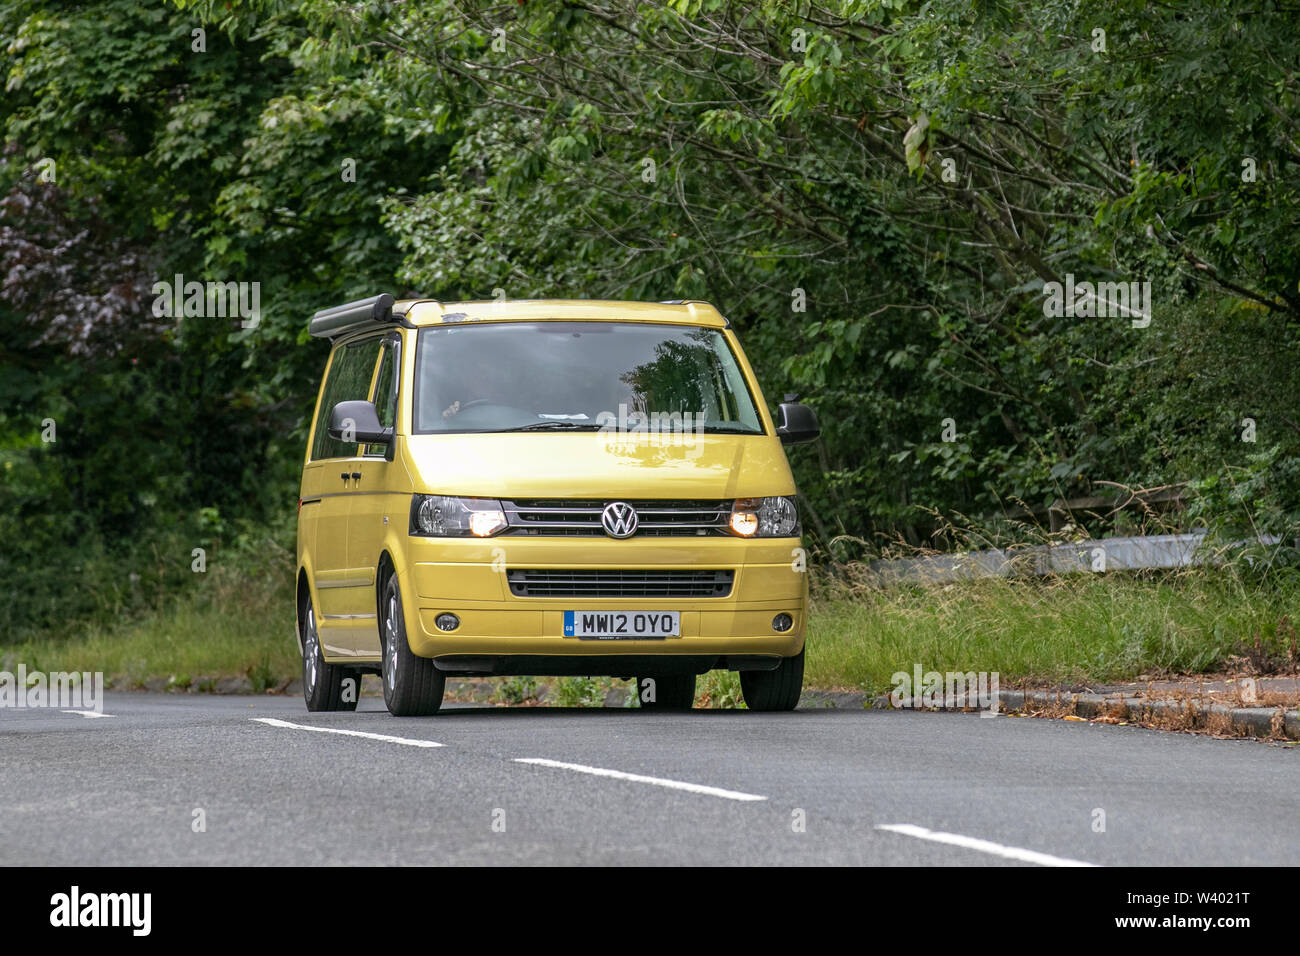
left=396, top=535, right=807, bottom=662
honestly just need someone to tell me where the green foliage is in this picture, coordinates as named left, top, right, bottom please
left=498, top=676, right=540, bottom=705
left=1187, top=446, right=1300, bottom=576
left=695, top=670, right=746, bottom=709
left=552, top=676, right=606, bottom=708
left=2, top=0, right=1299, bottom=645
left=0, top=0, right=448, bottom=637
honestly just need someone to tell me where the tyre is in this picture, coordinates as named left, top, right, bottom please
left=301, top=592, right=361, bottom=712
left=634, top=673, right=696, bottom=710
left=380, top=572, right=445, bottom=716
left=739, top=647, right=804, bottom=712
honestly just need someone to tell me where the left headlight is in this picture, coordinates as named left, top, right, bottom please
left=729, top=496, right=799, bottom=537
left=410, top=495, right=508, bottom=537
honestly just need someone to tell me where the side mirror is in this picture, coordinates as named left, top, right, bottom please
left=328, top=400, right=394, bottom=446
left=775, top=402, right=820, bottom=445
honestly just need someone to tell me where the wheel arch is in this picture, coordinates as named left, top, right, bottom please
left=295, top=566, right=311, bottom=655
left=376, top=550, right=398, bottom=649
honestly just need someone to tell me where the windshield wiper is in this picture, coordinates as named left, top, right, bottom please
left=501, top=421, right=605, bottom=432
left=699, top=425, right=762, bottom=434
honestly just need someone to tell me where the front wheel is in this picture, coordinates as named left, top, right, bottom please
left=634, top=674, right=696, bottom=710
left=302, top=593, right=360, bottom=712
left=380, top=573, right=445, bottom=716
left=740, top=648, right=804, bottom=712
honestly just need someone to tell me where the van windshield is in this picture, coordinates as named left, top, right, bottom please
left=412, top=321, right=764, bottom=435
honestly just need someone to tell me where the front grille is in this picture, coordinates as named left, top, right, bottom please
left=502, top=499, right=730, bottom=537
left=507, top=569, right=734, bottom=598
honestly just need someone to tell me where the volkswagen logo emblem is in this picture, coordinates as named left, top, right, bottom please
left=601, top=501, right=639, bottom=539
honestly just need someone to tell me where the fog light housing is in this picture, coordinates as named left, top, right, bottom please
left=772, top=613, right=794, bottom=632
left=434, top=613, right=460, bottom=632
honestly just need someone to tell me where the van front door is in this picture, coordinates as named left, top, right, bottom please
left=306, top=335, right=384, bottom=658
left=340, top=333, right=402, bottom=658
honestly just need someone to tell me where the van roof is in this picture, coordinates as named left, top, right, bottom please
left=398, top=298, right=728, bottom=328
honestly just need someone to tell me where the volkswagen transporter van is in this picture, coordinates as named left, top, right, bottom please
left=296, top=295, right=819, bottom=715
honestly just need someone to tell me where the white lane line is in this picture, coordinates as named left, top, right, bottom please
left=875, top=823, right=1099, bottom=867
left=514, top=757, right=766, bottom=802
left=62, top=710, right=113, bottom=719
left=251, top=717, right=443, bottom=748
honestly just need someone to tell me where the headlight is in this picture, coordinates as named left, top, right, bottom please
left=729, top=496, right=799, bottom=537
left=410, top=495, right=508, bottom=537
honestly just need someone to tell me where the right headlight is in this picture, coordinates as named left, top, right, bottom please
left=410, top=495, right=508, bottom=537
left=729, top=496, right=799, bottom=537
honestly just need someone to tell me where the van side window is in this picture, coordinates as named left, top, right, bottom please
left=311, top=337, right=383, bottom=460
left=364, top=336, right=400, bottom=457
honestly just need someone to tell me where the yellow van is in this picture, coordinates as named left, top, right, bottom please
left=296, top=295, right=819, bottom=715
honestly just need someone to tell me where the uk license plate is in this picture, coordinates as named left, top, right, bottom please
left=564, top=610, right=680, bottom=640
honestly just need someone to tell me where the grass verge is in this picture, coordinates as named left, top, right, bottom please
left=808, top=567, right=1298, bottom=695
left=1, top=542, right=297, bottom=690
left=3, top=565, right=1296, bottom=703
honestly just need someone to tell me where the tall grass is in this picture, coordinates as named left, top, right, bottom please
left=2, top=517, right=299, bottom=686
left=806, top=567, right=1298, bottom=694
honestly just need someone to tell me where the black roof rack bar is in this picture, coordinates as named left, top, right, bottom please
left=309, top=293, right=396, bottom=339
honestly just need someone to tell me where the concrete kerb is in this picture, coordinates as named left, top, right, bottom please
left=826, top=687, right=1300, bottom=740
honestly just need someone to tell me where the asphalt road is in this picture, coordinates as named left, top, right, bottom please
left=2, top=693, right=1296, bottom=866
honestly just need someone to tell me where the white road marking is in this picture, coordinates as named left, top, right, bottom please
left=514, top=757, right=767, bottom=802
left=251, top=717, right=442, bottom=748
left=61, top=710, right=113, bottom=719
left=875, top=823, right=1099, bottom=867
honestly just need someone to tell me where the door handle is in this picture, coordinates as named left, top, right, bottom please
left=340, top=472, right=350, bottom=483
left=351, top=471, right=362, bottom=481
